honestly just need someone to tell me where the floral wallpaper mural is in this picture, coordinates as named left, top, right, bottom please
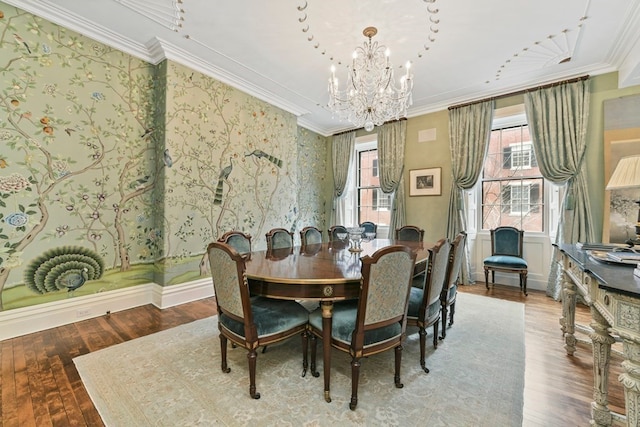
left=0, top=3, right=328, bottom=312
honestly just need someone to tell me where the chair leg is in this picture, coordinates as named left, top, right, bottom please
left=247, top=349, right=260, bottom=399
left=440, top=304, right=448, bottom=340
left=349, top=357, right=361, bottom=410
left=418, top=327, right=429, bottom=373
left=309, top=334, right=319, bottom=378
left=433, top=321, right=439, bottom=349
left=522, top=271, right=528, bottom=296
left=394, top=344, right=404, bottom=389
left=220, top=335, right=230, bottom=373
left=449, top=301, right=456, bottom=327
left=301, top=331, right=309, bottom=377
left=484, top=267, right=490, bottom=290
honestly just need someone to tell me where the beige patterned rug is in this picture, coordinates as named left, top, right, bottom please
left=74, top=292, right=525, bottom=426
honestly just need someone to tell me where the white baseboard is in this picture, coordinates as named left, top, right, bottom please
left=470, top=271, right=546, bottom=292
left=0, top=279, right=215, bottom=341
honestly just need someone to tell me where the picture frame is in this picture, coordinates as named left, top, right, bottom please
left=409, top=167, right=441, bottom=196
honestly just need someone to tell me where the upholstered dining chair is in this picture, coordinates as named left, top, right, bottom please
left=206, top=241, right=309, bottom=399
left=308, top=245, right=416, bottom=410
left=217, top=230, right=252, bottom=255
left=395, top=225, right=425, bottom=241
left=300, top=226, right=323, bottom=246
left=327, top=225, right=348, bottom=242
left=359, top=221, right=377, bottom=237
left=265, top=227, right=294, bottom=251
left=439, top=231, right=467, bottom=340
left=483, top=226, right=528, bottom=296
left=406, top=238, right=450, bottom=373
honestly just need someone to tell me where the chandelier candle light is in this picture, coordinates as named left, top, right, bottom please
left=328, top=27, right=413, bottom=132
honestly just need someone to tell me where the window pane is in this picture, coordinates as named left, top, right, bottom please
left=357, top=149, right=389, bottom=226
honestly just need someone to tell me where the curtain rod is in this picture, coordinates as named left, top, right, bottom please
left=332, top=117, right=407, bottom=137
left=447, top=75, right=590, bottom=110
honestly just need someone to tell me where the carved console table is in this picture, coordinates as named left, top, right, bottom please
left=557, top=244, right=640, bottom=426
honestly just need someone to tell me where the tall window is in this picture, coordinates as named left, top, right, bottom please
left=481, top=123, right=544, bottom=232
left=353, top=143, right=390, bottom=226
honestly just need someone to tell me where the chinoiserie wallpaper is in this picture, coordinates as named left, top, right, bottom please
left=0, top=4, right=328, bottom=311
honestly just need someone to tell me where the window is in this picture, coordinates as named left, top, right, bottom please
left=481, top=118, right=545, bottom=232
left=372, top=189, right=391, bottom=211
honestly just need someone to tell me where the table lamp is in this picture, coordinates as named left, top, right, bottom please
left=606, top=154, right=640, bottom=247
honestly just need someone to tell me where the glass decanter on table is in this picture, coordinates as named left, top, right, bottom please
left=347, top=227, right=365, bottom=252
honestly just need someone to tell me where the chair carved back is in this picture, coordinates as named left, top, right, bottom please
left=218, top=230, right=252, bottom=255
left=359, top=221, right=377, bottom=236
left=265, top=228, right=294, bottom=250
left=418, top=238, right=450, bottom=319
left=328, top=225, right=348, bottom=241
left=207, top=242, right=250, bottom=324
left=445, top=232, right=467, bottom=290
left=396, top=225, right=425, bottom=242
left=300, top=226, right=323, bottom=246
left=491, top=226, right=524, bottom=257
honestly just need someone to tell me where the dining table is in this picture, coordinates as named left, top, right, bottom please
left=245, top=238, right=432, bottom=402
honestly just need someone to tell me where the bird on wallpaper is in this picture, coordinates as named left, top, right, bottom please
left=59, top=267, right=89, bottom=294
left=140, top=127, right=154, bottom=139
left=64, top=128, right=76, bottom=136
left=163, top=149, right=173, bottom=167
left=13, top=33, right=31, bottom=54
left=129, top=175, right=150, bottom=190
left=245, top=149, right=283, bottom=168
left=213, top=157, right=233, bottom=205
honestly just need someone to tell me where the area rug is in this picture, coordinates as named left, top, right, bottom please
left=74, top=292, right=525, bottom=426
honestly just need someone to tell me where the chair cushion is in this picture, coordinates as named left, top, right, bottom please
left=483, top=255, right=528, bottom=269
left=219, top=296, right=308, bottom=338
left=309, top=302, right=401, bottom=346
left=407, top=287, right=441, bottom=319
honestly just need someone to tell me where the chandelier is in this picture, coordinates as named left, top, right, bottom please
left=328, top=27, right=413, bottom=132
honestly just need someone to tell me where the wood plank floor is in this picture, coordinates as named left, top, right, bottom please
left=0, top=284, right=626, bottom=426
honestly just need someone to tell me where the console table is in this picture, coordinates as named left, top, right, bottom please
left=557, top=244, right=640, bottom=426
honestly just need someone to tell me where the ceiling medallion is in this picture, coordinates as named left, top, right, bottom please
left=328, top=27, right=413, bottom=131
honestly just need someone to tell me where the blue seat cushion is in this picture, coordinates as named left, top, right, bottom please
left=219, top=296, right=308, bottom=338
left=309, top=301, right=401, bottom=346
left=483, top=255, right=528, bottom=269
left=407, top=287, right=440, bottom=319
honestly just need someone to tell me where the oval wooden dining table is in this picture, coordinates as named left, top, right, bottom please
left=245, top=238, right=432, bottom=402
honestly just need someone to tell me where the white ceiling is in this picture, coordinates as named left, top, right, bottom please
left=7, top=0, right=640, bottom=136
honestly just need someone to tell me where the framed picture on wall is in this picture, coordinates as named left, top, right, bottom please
left=409, top=167, right=441, bottom=196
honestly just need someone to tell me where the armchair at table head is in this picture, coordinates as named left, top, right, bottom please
left=439, top=231, right=467, bottom=340
left=300, top=226, right=323, bottom=246
left=328, top=225, right=348, bottom=242
left=359, top=221, right=377, bottom=237
left=265, top=227, right=294, bottom=251
left=396, top=225, right=425, bottom=242
left=206, top=241, right=309, bottom=399
left=483, top=226, right=528, bottom=296
left=307, top=244, right=416, bottom=410
left=407, top=238, right=450, bottom=373
left=217, top=230, right=252, bottom=255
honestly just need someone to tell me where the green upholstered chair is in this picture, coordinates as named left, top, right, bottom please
left=484, top=226, right=528, bottom=296
left=265, top=227, right=294, bottom=251
left=207, top=241, right=309, bottom=399
left=300, top=226, right=323, bottom=246
left=327, top=225, right=348, bottom=242
left=217, top=230, right=252, bottom=255
left=359, top=221, right=377, bottom=238
left=395, top=225, right=425, bottom=242
left=308, top=245, right=416, bottom=410
left=407, top=238, right=450, bottom=373
left=439, top=231, right=467, bottom=340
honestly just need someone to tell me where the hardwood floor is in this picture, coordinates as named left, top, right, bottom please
left=0, top=284, right=626, bottom=426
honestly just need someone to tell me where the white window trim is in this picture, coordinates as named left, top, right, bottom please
left=510, top=142, right=533, bottom=170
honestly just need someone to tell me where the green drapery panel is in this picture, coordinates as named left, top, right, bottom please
left=377, top=121, right=407, bottom=232
left=330, top=131, right=355, bottom=226
left=447, top=100, right=495, bottom=285
left=523, top=78, right=594, bottom=300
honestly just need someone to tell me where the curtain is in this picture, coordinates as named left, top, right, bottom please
left=524, top=78, right=594, bottom=299
left=377, top=121, right=407, bottom=232
left=330, top=131, right=355, bottom=226
left=447, top=100, right=495, bottom=285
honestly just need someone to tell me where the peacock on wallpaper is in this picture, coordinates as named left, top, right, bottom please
left=0, top=4, right=328, bottom=311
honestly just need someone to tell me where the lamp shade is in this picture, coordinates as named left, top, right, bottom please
left=606, top=155, right=640, bottom=190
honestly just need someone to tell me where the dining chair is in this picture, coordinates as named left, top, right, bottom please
left=265, top=227, right=294, bottom=251
left=308, top=245, right=416, bottom=410
left=206, top=241, right=309, bottom=399
left=406, top=238, right=450, bottom=373
left=327, top=225, right=348, bottom=242
left=439, top=231, right=467, bottom=340
left=483, top=226, right=528, bottom=296
left=395, top=225, right=425, bottom=242
left=359, top=221, right=377, bottom=237
left=217, top=230, right=252, bottom=254
left=300, top=226, right=323, bottom=246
